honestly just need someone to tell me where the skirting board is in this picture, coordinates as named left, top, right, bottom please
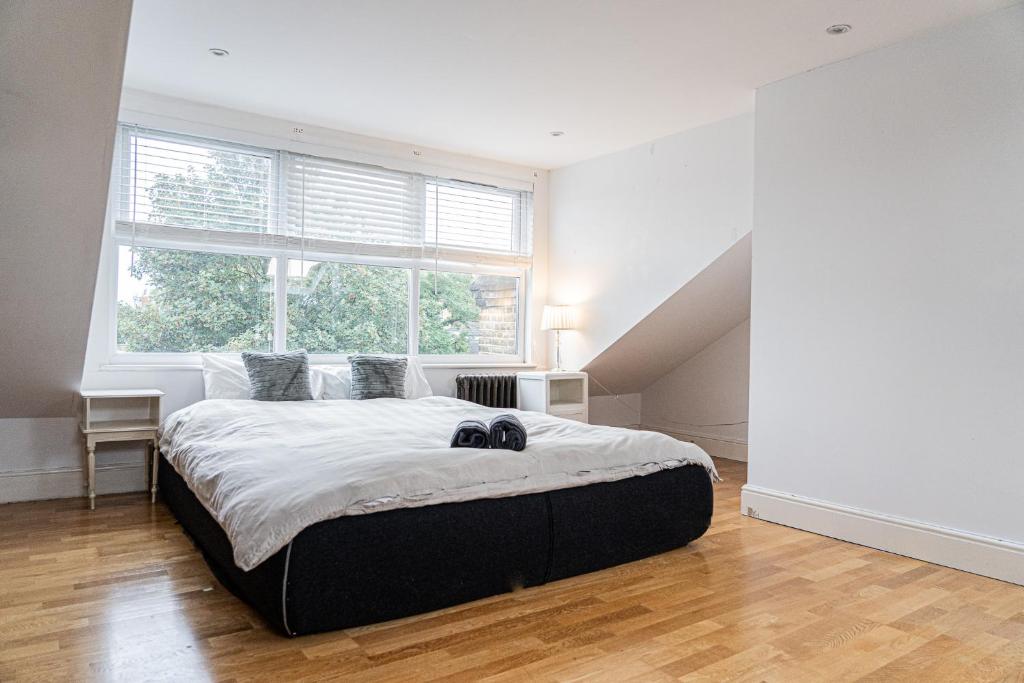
left=644, top=425, right=748, bottom=462
left=741, top=484, right=1024, bottom=587
left=0, top=463, right=148, bottom=504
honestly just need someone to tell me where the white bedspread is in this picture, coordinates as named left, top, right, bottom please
left=159, top=397, right=718, bottom=571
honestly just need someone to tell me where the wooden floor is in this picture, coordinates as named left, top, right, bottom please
left=2, top=458, right=1023, bottom=682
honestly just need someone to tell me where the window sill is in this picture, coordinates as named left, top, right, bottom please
left=99, top=361, right=539, bottom=372
left=418, top=362, right=537, bottom=370
left=99, top=363, right=204, bottom=372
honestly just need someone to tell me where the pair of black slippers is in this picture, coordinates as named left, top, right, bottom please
left=450, top=414, right=528, bottom=451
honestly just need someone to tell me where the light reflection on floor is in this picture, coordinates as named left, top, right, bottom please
left=97, top=576, right=215, bottom=682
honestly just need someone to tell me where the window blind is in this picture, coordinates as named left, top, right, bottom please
left=117, top=126, right=276, bottom=234
left=284, top=153, right=423, bottom=248
left=426, top=179, right=531, bottom=258
left=114, top=125, right=532, bottom=266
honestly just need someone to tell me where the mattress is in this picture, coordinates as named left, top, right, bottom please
left=159, top=455, right=714, bottom=636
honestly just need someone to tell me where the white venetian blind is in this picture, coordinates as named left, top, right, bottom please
left=425, top=179, right=531, bottom=258
left=116, top=126, right=276, bottom=235
left=114, top=124, right=533, bottom=265
left=284, top=153, right=424, bottom=251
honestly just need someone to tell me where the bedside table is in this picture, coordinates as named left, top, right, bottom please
left=79, top=389, right=163, bottom=509
left=516, top=371, right=589, bottom=423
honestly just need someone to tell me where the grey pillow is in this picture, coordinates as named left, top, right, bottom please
left=349, top=355, right=407, bottom=400
left=241, top=350, right=313, bottom=401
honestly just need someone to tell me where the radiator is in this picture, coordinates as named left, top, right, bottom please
left=455, top=374, right=517, bottom=409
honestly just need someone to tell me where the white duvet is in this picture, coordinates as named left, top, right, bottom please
left=159, top=397, right=718, bottom=571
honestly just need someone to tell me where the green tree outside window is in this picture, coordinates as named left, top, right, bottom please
left=117, top=149, right=498, bottom=355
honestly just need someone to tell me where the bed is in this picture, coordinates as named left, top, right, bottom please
left=158, top=397, right=717, bottom=636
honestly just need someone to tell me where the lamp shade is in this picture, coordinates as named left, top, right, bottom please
left=540, top=304, right=578, bottom=331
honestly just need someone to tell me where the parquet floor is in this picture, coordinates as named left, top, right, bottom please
left=2, top=457, right=1023, bottom=682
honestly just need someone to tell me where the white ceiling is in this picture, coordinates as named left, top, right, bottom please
left=124, top=0, right=1016, bottom=169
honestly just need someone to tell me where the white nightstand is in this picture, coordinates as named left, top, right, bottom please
left=516, top=371, right=589, bottom=423
left=79, top=389, right=163, bottom=510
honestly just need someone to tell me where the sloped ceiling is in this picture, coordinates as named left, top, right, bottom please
left=584, top=233, right=751, bottom=395
left=0, top=0, right=133, bottom=418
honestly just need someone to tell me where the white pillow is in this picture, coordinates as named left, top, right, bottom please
left=313, top=365, right=352, bottom=400
left=202, top=354, right=326, bottom=399
left=313, top=357, right=432, bottom=400
left=404, top=356, right=433, bottom=399
left=201, top=354, right=250, bottom=399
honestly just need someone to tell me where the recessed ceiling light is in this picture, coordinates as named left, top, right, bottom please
left=826, top=24, right=852, bottom=35
left=208, top=47, right=230, bottom=57
left=549, top=131, right=566, bottom=137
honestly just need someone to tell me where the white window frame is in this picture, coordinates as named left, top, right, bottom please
left=105, top=126, right=531, bottom=367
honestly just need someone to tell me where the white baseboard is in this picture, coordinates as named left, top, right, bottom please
left=644, top=425, right=748, bottom=462
left=0, top=463, right=148, bottom=504
left=741, top=484, right=1024, bottom=586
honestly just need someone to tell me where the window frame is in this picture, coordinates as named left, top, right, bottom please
left=107, top=228, right=529, bottom=367
left=106, top=123, right=533, bottom=368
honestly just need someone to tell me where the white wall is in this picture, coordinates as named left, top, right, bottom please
left=642, top=319, right=749, bottom=461
left=745, top=4, right=1024, bottom=584
left=548, top=113, right=753, bottom=372
left=0, top=418, right=146, bottom=504
left=0, top=0, right=131, bottom=419
left=589, top=393, right=642, bottom=429
left=588, top=319, right=750, bottom=460
left=0, top=0, right=133, bottom=502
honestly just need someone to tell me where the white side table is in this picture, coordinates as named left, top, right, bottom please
left=516, top=371, right=589, bottom=423
left=79, top=389, right=163, bottom=510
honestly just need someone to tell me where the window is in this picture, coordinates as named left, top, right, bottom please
left=286, top=260, right=409, bottom=355
left=118, top=131, right=274, bottom=234
left=419, top=271, right=519, bottom=356
left=117, top=246, right=274, bottom=353
left=284, top=154, right=423, bottom=248
left=426, top=180, right=529, bottom=256
left=111, top=125, right=532, bottom=362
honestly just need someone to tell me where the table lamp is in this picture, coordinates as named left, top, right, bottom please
left=540, top=305, right=578, bottom=372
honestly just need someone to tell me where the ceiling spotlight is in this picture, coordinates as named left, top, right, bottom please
left=549, top=131, right=565, bottom=137
left=208, top=47, right=230, bottom=57
left=825, top=24, right=851, bottom=35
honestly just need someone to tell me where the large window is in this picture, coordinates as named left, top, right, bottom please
left=419, top=271, right=519, bottom=356
left=111, top=126, right=531, bottom=362
left=286, top=260, right=409, bottom=355
left=117, top=246, right=274, bottom=353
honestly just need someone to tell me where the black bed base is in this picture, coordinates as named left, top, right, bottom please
left=159, top=456, right=713, bottom=637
